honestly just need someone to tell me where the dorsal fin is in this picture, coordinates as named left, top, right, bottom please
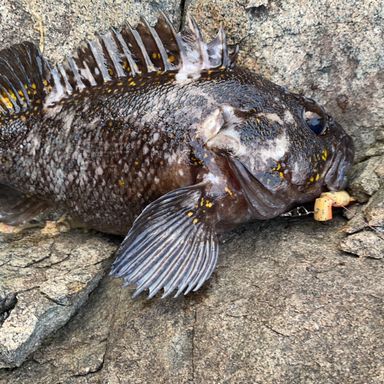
left=44, top=13, right=239, bottom=106
left=0, top=42, right=51, bottom=116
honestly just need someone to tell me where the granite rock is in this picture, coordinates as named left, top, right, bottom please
left=0, top=0, right=383, bottom=382
left=348, top=156, right=383, bottom=203
left=340, top=230, right=384, bottom=259
left=0, top=230, right=117, bottom=368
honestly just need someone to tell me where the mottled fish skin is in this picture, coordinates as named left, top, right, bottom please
left=0, top=15, right=354, bottom=297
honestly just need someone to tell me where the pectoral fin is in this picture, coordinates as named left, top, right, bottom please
left=0, top=184, right=49, bottom=225
left=110, top=183, right=219, bottom=299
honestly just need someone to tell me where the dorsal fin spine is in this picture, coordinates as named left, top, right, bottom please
left=219, top=27, right=229, bottom=67
left=188, top=16, right=210, bottom=68
left=88, top=39, right=111, bottom=83
left=141, top=17, right=172, bottom=71
left=101, top=32, right=125, bottom=78
left=42, top=14, right=239, bottom=106
left=112, top=28, right=140, bottom=76
left=0, top=85, right=17, bottom=111
left=66, top=56, right=86, bottom=91
left=57, top=64, right=73, bottom=95
left=0, top=42, right=52, bottom=117
left=129, top=25, right=156, bottom=73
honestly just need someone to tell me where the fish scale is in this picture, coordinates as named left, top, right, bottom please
left=0, top=14, right=354, bottom=298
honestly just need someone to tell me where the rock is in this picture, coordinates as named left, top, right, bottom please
left=0, top=230, right=117, bottom=368
left=0, top=0, right=384, bottom=382
left=0, top=0, right=182, bottom=63
left=348, top=156, right=384, bottom=203
left=342, top=158, right=384, bottom=233
left=341, top=163, right=384, bottom=255
left=340, top=230, right=384, bottom=259
left=363, top=186, right=384, bottom=228
left=0, top=217, right=383, bottom=383
left=342, top=209, right=368, bottom=235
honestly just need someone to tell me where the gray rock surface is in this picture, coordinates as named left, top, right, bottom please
left=0, top=229, right=117, bottom=368
left=341, top=159, right=384, bottom=260
left=348, top=156, right=383, bottom=203
left=0, top=218, right=383, bottom=383
left=0, top=0, right=383, bottom=382
left=340, top=230, right=384, bottom=259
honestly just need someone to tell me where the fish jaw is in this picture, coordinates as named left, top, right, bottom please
left=324, top=134, right=355, bottom=191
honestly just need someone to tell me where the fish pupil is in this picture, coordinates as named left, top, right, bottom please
left=304, top=110, right=326, bottom=135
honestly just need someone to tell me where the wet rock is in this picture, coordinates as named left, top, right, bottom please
left=0, top=230, right=117, bottom=368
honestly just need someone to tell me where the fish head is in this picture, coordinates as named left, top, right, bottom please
left=205, top=91, right=354, bottom=219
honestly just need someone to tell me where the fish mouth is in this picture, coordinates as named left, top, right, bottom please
left=324, top=135, right=355, bottom=191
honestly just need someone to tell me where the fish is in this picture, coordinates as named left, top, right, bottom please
left=0, top=13, right=354, bottom=298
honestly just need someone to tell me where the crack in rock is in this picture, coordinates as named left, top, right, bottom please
left=0, top=292, right=17, bottom=326
left=0, top=230, right=117, bottom=368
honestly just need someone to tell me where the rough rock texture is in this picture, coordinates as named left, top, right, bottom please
left=0, top=229, right=117, bottom=368
left=348, top=156, right=383, bottom=203
left=0, top=218, right=383, bottom=383
left=341, top=158, right=384, bottom=260
left=0, top=0, right=383, bottom=382
left=0, top=0, right=182, bottom=61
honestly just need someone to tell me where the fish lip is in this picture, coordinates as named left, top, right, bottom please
left=324, top=135, right=355, bottom=191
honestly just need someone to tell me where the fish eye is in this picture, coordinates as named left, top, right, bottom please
left=302, top=100, right=328, bottom=135
left=304, top=110, right=326, bottom=135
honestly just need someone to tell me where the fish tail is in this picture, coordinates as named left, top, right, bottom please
left=0, top=42, right=51, bottom=119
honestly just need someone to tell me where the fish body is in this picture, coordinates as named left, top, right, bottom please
left=0, top=14, right=354, bottom=298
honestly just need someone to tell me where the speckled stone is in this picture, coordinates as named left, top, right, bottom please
left=340, top=230, right=384, bottom=259
left=0, top=229, right=117, bottom=368
left=348, top=156, right=383, bottom=203
left=0, top=0, right=383, bottom=382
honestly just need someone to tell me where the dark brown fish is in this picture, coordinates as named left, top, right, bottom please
left=0, top=14, right=354, bottom=298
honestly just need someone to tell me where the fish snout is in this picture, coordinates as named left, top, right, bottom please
left=324, top=134, right=354, bottom=191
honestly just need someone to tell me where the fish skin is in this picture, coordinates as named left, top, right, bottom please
left=0, top=15, right=354, bottom=297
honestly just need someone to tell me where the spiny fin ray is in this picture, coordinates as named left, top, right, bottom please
left=45, top=13, right=239, bottom=106
left=110, top=184, right=219, bottom=299
left=0, top=42, right=51, bottom=116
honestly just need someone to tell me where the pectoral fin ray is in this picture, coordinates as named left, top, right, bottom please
left=110, top=183, right=219, bottom=299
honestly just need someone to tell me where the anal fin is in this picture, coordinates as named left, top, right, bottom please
left=111, top=183, right=219, bottom=299
left=0, top=184, right=49, bottom=226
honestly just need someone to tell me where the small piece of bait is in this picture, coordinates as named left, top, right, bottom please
left=314, top=191, right=355, bottom=221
